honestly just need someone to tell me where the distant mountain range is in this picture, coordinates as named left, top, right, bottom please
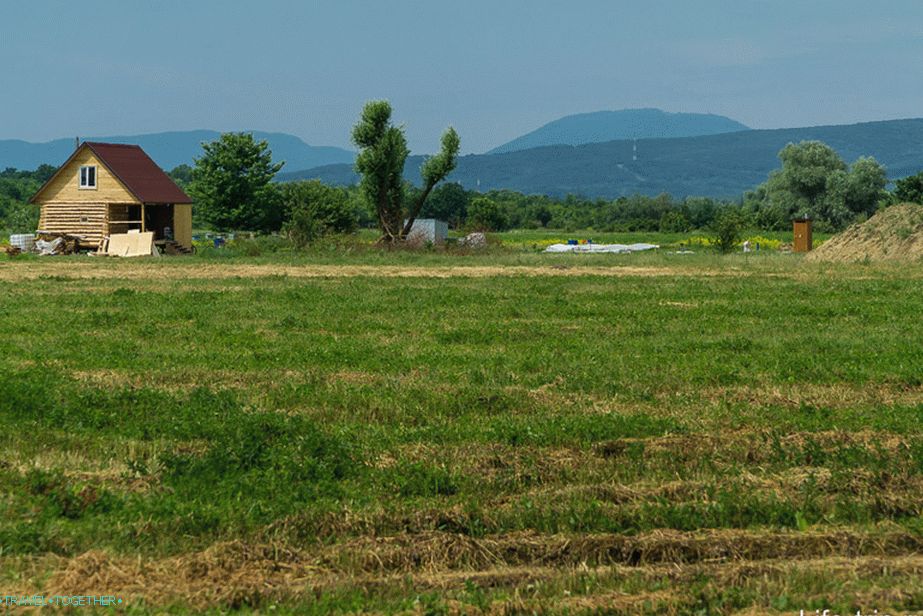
left=280, top=118, right=923, bottom=199
left=0, top=130, right=355, bottom=172
left=6, top=112, right=923, bottom=199
left=488, top=108, right=749, bottom=154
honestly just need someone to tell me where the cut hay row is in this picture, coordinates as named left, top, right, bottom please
left=595, top=428, right=913, bottom=460
left=37, top=532, right=923, bottom=611
left=311, top=528, right=923, bottom=572
left=385, top=428, right=914, bottom=475
left=512, top=469, right=923, bottom=506
left=61, top=365, right=923, bottom=415
left=0, top=262, right=730, bottom=282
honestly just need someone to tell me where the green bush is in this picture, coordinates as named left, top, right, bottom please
left=659, top=210, right=691, bottom=232
left=280, top=180, right=359, bottom=247
left=467, top=196, right=509, bottom=231
left=711, top=208, right=746, bottom=253
left=1, top=200, right=39, bottom=233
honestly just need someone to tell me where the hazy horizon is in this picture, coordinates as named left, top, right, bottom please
left=4, top=0, right=923, bottom=153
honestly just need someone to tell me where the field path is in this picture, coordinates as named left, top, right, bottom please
left=0, top=261, right=738, bottom=281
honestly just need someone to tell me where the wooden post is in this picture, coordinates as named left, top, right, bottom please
left=141, top=203, right=146, bottom=232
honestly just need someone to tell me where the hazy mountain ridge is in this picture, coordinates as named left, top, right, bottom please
left=488, top=108, right=750, bottom=154
left=0, top=130, right=355, bottom=172
left=280, top=118, right=923, bottom=199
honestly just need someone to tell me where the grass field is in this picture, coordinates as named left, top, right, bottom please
left=489, top=228, right=833, bottom=250
left=336, top=228, right=832, bottom=252
left=1, top=247, right=922, bottom=614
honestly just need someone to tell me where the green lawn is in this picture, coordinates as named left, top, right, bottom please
left=0, top=250, right=921, bottom=613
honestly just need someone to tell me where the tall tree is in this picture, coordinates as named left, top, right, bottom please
left=189, top=133, right=284, bottom=232
left=749, top=141, right=887, bottom=231
left=352, top=101, right=459, bottom=243
left=280, top=180, right=359, bottom=247
left=775, top=141, right=847, bottom=209
left=843, top=156, right=887, bottom=217
left=893, top=170, right=923, bottom=205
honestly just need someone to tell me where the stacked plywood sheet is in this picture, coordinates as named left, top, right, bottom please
left=102, top=232, right=157, bottom=257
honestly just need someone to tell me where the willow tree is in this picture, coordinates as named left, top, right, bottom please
left=352, top=100, right=459, bottom=243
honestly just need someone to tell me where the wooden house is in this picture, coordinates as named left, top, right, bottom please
left=29, top=142, right=192, bottom=250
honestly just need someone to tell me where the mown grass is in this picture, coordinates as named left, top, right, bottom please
left=1, top=249, right=922, bottom=613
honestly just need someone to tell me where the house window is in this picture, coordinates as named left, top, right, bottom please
left=79, top=165, right=97, bottom=189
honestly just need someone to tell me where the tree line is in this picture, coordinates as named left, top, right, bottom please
left=4, top=102, right=923, bottom=239
left=176, top=134, right=747, bottom=237
left=0, top=165, right=55, bottom=234
left=176, top=104, right=923, bottom=241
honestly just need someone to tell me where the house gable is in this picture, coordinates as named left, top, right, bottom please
left=31, top=147, right=140, bottom=205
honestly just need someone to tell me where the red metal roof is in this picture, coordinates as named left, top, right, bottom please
left=83, top=142, right=192, bottom=204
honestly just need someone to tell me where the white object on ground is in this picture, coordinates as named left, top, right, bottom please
left=9, top=234, right=35, bottom=252
left=460, top=232, right=487, bottom=248
left=404, top=218, right=448, bottom=244
left=544, top=243, right=659, bottom=254
left=35, top=237, right=65, bottom=255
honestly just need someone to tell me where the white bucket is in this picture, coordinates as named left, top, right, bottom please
left=9, top=234, right=35, bottom=252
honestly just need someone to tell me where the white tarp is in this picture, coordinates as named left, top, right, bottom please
left=544, top=243, right=659, bottom=254
left=35, top=237, right=65, bottom=256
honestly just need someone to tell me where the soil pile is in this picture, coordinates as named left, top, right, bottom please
left=808, top=203, right=923, bottom=262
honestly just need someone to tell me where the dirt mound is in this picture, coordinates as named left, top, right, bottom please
left=808, top=203, right=923, bottom=262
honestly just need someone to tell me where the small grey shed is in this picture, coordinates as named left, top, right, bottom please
left=405, top=218, right=448, bottom=244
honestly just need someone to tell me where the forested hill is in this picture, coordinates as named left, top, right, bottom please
left=0, top=130, right=355, bottom=172
left=489, top=108, right=749, bottom=154
left=280, top=118, right=923, bottom=199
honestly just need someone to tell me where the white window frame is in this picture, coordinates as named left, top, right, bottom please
left=78, top=165, right=97, bottom=190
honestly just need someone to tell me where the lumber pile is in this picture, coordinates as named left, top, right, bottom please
left=34, top=232, right=81, bottom=255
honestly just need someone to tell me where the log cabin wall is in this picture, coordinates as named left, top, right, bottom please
left=38, top=202, right=108, bottom=247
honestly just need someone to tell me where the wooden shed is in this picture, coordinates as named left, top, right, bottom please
left=793, top=217, right=813, bottom=253
left=29, top=142, right=192, bottom=250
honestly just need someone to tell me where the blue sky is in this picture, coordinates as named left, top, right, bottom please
left=3, top=0, right=923, bottom=153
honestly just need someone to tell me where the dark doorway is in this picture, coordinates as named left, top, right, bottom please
left=145, top=204, right=175, bottom=241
